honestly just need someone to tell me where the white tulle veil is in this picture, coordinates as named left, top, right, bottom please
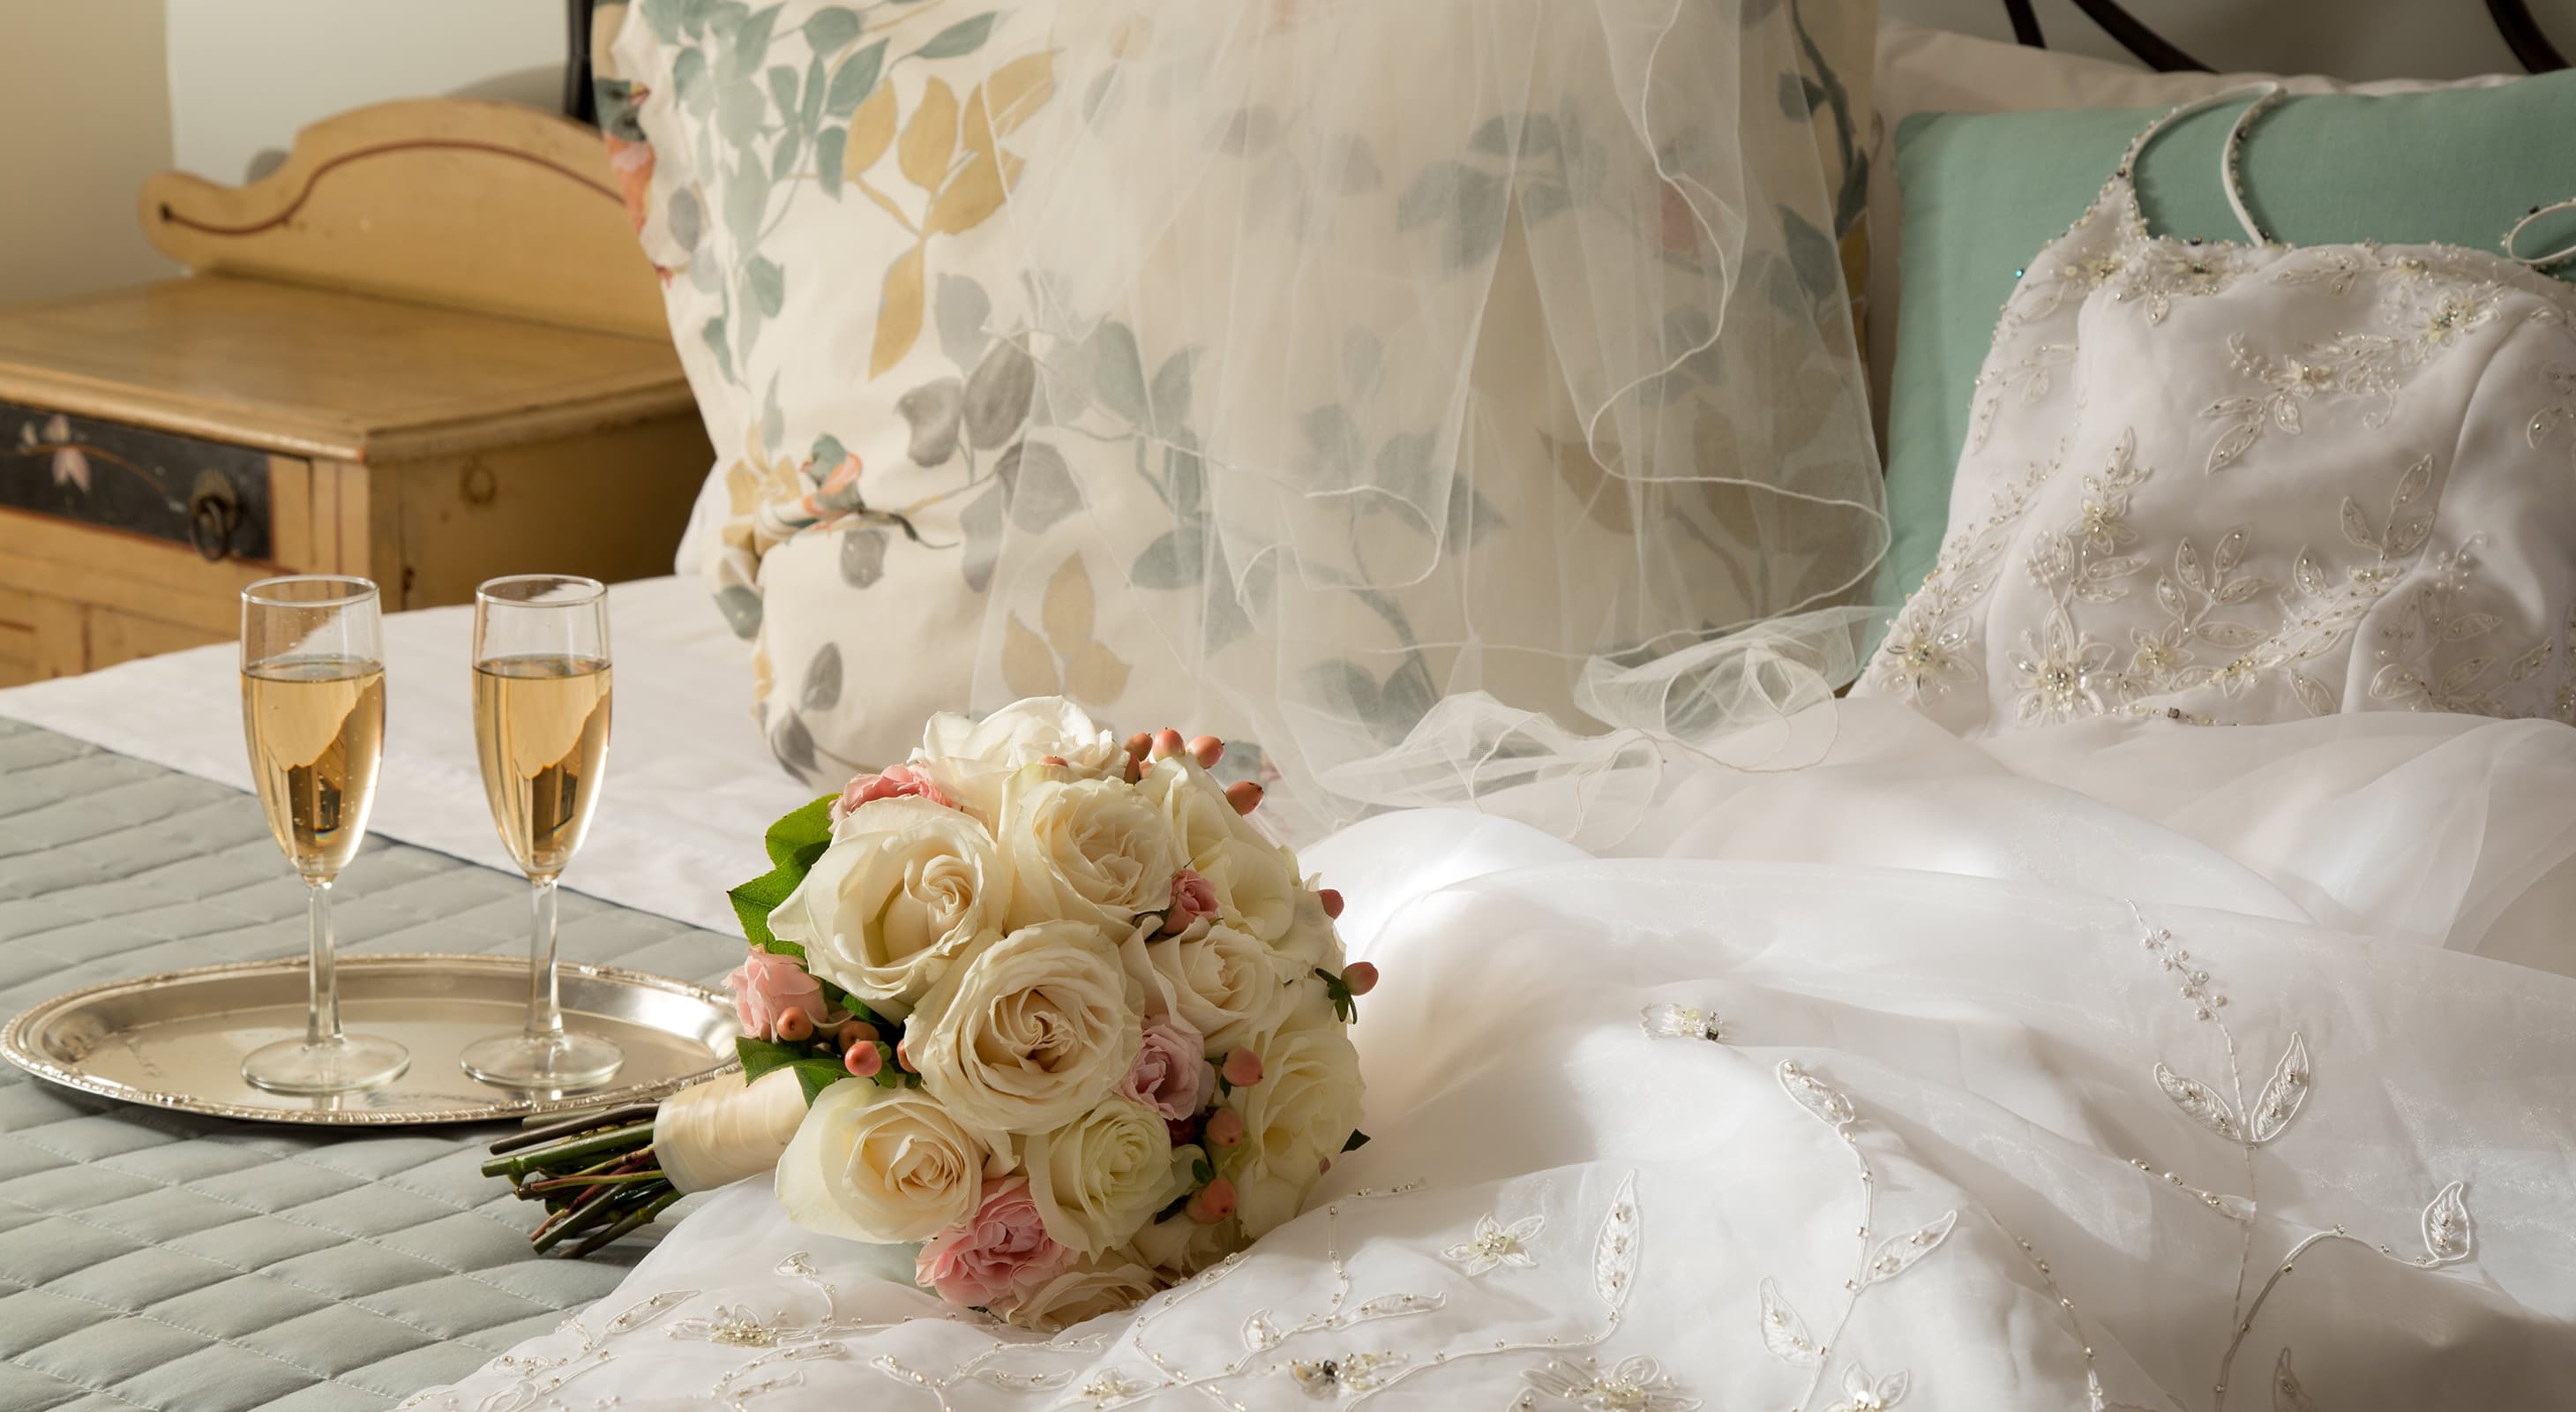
left=990, top=0, right=1886, bottom=845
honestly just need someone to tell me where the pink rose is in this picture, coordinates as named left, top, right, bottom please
left=916, top=1177, right=1075, bottom=1309
left=1120, top=1017, right=1213, bottom=1121
left=724, top=948, right=829, bottom=1040
left=1160, top=867, right=1219, bottom=936
left=830, top=763, right=957, bottom=822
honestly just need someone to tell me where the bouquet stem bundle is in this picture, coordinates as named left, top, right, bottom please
left=484, top=1105, right=678, bottom=1257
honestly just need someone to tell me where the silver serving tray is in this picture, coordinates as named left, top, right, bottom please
left=1, top=953, right=740, bottom=1126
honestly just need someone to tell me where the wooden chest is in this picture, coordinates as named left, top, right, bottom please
left=0, top=97, right=713, bottom=687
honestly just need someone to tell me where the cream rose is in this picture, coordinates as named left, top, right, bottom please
left=1024, top=1097, right=1197, bottom=1254
left=775, top=1080, right=1010, bottom=1244
left=1126, top=1210, right=1239, bottom=1279
left=1147, top=921, right=1298, bottom=1054
left=1269, top=879, right=1345, bottom=972
left=1001, top=777, right=1183, bottom=933
left=1217, top=996, right=1365, bottom=1239
left=1139, top=755, right=1254, bottom=861
left=905, top=920, right=1143, bottom=1134
left=1190, top=836, right=1299, bottom=943
left=998, top=1251, right=1163, bottom=1332
left=766, top=797, right=1009, bottom=1019
left=915, top=698, right=1124, bottom=821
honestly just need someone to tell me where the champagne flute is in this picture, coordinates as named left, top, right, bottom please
left=239, top=576, right=409, bottom=1093
left=460, top=575, right=624, bottom=1090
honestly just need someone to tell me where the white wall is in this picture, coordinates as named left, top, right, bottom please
left=164, top=0, right=565, bottom=184
left=0, top=0, right=178, bottom=304
left=1884, top=0, right=2576, bottom=81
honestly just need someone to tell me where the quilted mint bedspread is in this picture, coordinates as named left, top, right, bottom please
left=0, top=717, right=738, bottom=1411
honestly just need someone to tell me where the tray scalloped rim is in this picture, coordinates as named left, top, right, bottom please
left=1, top=951, right=742, bottom=1127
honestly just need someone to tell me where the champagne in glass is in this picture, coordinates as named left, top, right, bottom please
left=238, top=576, right=409, bottom=1094
left=460, top=575, right=624, bottom=1090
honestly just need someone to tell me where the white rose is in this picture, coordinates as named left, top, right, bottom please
left=1218, top=996, right=1365, bottom=1239
left=998, top=1251, right=1163, bottom=1332
left=906, top=920, right=1143, bottom=1135
left=915, top=698, right=1123, bottom=819
left=775, top=1080, right=1009, bottom=1244
left=1126, top=1211, right=1239, bottom=1279
left=767, top=797, right=1009, bottom=1018
left=1139, top=755, right=1258, bottom=861
left=1269, top=880, right=1345, bottom=973
left=1190, top=836, right=1298, bottom=943
left=1147, top=921, right=1298, bottom=1054
left=1025, top=1098, right=1197, bottom=1254
left=1002, top=777, right=1183, bottom=933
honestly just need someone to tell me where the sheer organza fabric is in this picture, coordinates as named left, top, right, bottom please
left=996, top=0, right=1885, bottom=842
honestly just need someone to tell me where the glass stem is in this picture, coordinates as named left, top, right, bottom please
left=525, top=875, right=565, bottom=1043
left=305, top=876, right=341, bottom=1048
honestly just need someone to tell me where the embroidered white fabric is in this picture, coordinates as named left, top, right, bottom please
left=407, top=699, right=2576, bottom=1410
left=1860, top=88, right=2576, bottom=733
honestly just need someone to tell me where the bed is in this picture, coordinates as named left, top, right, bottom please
left=8, top=3, right=2576, bottom=1408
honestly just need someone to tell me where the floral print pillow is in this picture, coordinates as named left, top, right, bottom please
left=601, top=0, right=1876, bottom=797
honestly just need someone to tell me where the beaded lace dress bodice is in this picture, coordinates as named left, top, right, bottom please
left=1861, top=87, right=2576, bottom=732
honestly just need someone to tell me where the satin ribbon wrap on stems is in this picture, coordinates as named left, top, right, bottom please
left=655, top=1068, right=811, bottom=1194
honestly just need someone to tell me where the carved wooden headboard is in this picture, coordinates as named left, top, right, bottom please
left=138, top=97, right=666, bottom=341
left=1995, top=0, right=2567, bottom=73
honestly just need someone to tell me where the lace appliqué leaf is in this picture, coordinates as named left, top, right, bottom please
left=1756, top=1277, right=1822, bottom=1367
left=1861, top=1211, right=1958, bottom=1287
left=1520, top=1355, right=1701, bottom=1412
left=1823, top=1361, right=1911, bottom=1412
left=1593, top=1173, right=1641, bottom=1310
left=1777, top=1060, right=1856, bottom=1131
left=2422, top=1179, right=2475, bottom=1262
left=2248, top=1033, right=2310, bottom=1145
left=1442, top=1213, right=1544, bottom=1275
left=2154, top=1062, right=2243, bottom=1140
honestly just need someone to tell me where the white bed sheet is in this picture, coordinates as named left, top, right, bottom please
left=0, top=575, right=812, bottom=933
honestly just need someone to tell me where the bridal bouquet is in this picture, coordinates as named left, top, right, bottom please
left=486, top=699, right=1373, bottom=1330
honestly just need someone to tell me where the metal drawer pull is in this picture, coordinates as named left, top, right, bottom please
left=187, top=470, right=242, bottom=561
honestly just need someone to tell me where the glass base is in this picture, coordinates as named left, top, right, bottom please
left=243, top=1033, right=411, bottom=1095
left=461, top=1031, right=625, bottom=1091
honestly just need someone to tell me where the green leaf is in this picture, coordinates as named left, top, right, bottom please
left=1396, top=160, right=1464, bottom=229
left=1341, top=1130, right=1371, bottom=1153
left=767, top=64, right=800, bottom=122
left=737, top=1034, right=804, bottom=1080
left=768, top=126, right=803, bottom=181
left=812, top=432, right=849, bottom=467
left=766, top=794, right=837, bottom=867
left=1469, top=113, right=1557, bottom=156
left=1130, top=526, right=1205, bottom=590
left=1299, top=405, right=1364, bottom=481
left=748, top=256, right=787, bottom=318
left=1148, top=349, right=1194, bottom=435
left=815, top=126, right=846, bottom=196
left=720, top=2, right=783, bottom=81
left=728, top=865, right=801, bottom=954
left=1443, top=169, right=1507, bottom=270
left=794, top=1059, right=852, bottom=1104
left=1519, top=180, right=1571, bottom=225
left=700, top=314, right=736, bottom=383
left=800, top=54, right=827, bottom=132
left=1191, top=1156, right=1215, bottom=1184
left=760, top=373, right=785, bottom=455
left=1082, top=319, right=1149, bottom=423
left=824, top=39, right=886, bottom=117
left=802, top=4, right=864, bottom=55
left=1778, top=203, right=1840, bottom=304
left=671, top=46, right=711, bottom=110
left=911, top=12, right=998, bottom=60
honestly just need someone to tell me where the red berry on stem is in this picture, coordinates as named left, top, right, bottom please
left=1224, top=780, right=1263, bottom=815
left=1342, top=962, right=1379, bottom=996
left=1188, top=735, right=1224, bottom=768
left=1188, top=1177, right=1237, bottom=1224
left=1223, top=1049, right=1263, bottom=1086
left=1151, top=727, right=1185, bottom=759
left=838, top=1019, right=880, bottom=1048
left=775, top=1009, right=814, bottom=1042
left=1319, top=888, right=1344, bottom=920
left=1125, top=731, right=1154, bottom=760
left=845, top=1041, right=883, bottom=1078
left=1205, top=1108, right=1245, bottom=1147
